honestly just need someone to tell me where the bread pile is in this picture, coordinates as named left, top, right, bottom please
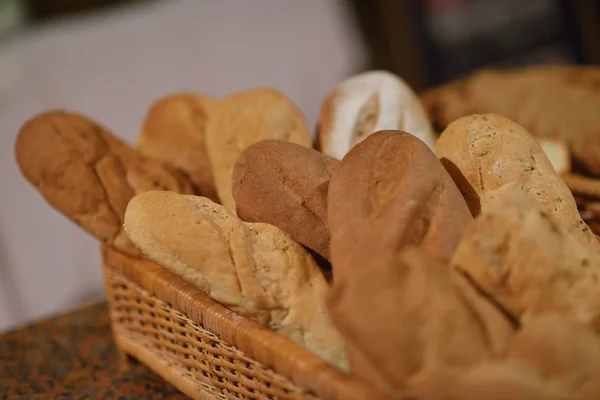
left=15, top=69, right=600, bottom=399
left=420, top=65, right=600, bottom=232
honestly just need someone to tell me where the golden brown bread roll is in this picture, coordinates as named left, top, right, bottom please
left=123, top=190, right=347, bottom=370
left=138, top=93, right=219, bottom=201
left=327, top=247, right=515, bottom=398
left=316, top=70, right=436, bottom=159
left=14, top=110, right=195, bottom=256
left=452, top=185, right=600, bottom=324
left=328, top=129, right=473, bottom=273
left=205, top=88, right=312, bottom=212
left=232, top=140, right=339, bottom=259
left=435, top=114, right=598, bottom=250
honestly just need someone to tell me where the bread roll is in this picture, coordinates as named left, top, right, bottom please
left=232, top=140, right=339, bottom=259
left=435, top=114, right=597, bottom=249
left=451, top=184, right=600, bottom=323
left=205, top=88, right=312, bottom=211
left=317, top=71, right=435, bottom=160
left=123, top=191, right=347, bottom=369
left=138, top=93, right=219, bottom=201
left=329, top=130, right=472, bottom=273
left=14, top=110, right=195, bottom=256
left=327, top=247, right=514, bottom=398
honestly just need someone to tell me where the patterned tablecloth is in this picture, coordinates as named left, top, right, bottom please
left=0, top=302, right=187, bottom=399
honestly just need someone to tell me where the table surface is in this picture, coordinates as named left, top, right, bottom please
left=0, top=302, right=187, bottom=399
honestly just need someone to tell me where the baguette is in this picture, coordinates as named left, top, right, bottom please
left=435, top=114, right=597, bottom=249
left=15, top=110, right=195, bottom=256
left=123, top=190, right=347, bottom=369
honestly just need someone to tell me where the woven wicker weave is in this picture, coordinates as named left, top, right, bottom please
left=102, top=246, right=381, bottom=400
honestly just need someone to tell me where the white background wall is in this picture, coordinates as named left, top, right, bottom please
left=0, top=0, right=366, bottom=332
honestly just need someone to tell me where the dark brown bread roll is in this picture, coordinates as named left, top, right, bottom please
left=328, top=129, right=473, bottom=275
left=232, top=140, right=339, bottom=259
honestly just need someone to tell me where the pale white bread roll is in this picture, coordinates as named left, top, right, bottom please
left=317, top=70, right=436, bottom=159
left=537, top=137, right=571, bottom=175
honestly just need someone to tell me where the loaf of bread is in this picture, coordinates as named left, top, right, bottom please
left=452, top=184, right=600, bottom=324
left=14, top=111, right=195, bottom=256
left=449, top=313, right=600, bottom=400
left=205, top=88, right=312, bottom=211
left=123, top=190, right=347, bottom=369
left=327, top=247, right=515, bottom=398
left=138, top=93, right=219, bottom=201
left=328, top=130, right=473, bottom=273
left=317, top=70, right=435, bottom=160
left=232, top=140, right=339, bottom=259
left=435, top=114, right=598, bottom=249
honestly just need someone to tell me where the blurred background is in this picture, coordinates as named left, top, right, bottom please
left=0, top=0, right=598, bottom=332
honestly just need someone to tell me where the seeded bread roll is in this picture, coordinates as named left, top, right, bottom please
left=15, top=111, right=195, bottom=257
left=435, top=114, right=597, bottom=250
left=123, top=191, right=347, bottom=370
left=317, top=70, right=435, bottom=160
left=138, top=93, right=219, bottom=201
left=232, top=140, right=339, bottom=259
left=205, top=88, right=312, bottom=212
left=328, top=130, right=473, bottom=274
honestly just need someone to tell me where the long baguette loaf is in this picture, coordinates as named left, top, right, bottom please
left=15, top=111, right=195, bottom=256
left=123, top=190, right=347, bottom=370
left=232, top=140, right=339, bottom=259
left=138, top=93, right=219, bottom=201
left=435, top=114, right=597, bottom=250
left=328, top=130, right=473, bottom=273
left=205, top=88, right=312, bottom=212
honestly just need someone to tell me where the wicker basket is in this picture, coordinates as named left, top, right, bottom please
left=102, top=246, right=382, bottom=400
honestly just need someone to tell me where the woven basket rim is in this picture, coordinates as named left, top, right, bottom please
left=101, top=245, right=383, bottom=400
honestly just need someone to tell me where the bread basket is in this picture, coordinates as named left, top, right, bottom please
left=102, top=246, right=380, bottom=400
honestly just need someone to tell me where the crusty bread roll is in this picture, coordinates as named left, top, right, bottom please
left=435, top=114, right=597, bottom=249
left=123, top=190, right=347, bottom=370
left=138, top=93, right=219, bottom=201
left=327, top=247, right=514, bottom=398
left=317, top=70, right=435, bottom=160
left=206, top=88, right=312, bottom=212
left=451, top=184, right=600, bottom=324
left=232, top=140, right=339, bottom=259
left=329, top=130, right=473, bottom=273
left=14, top=111, right=195, bottom=256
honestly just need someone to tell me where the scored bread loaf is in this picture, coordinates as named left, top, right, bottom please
left=138, top=93, right=219, bottom=201
left=328, top=130, right=473, bottom=274
left=232, top=140, right=339, bottom=260
left=451, top=184, right=600, bottom=324
left=317, top=70, right=435, bottom=160
left=205, top=88, right=312, bottom=212
left=327, top=247, right=515, bottom=399
left=123, top=190, right=347, bottom=370
left=435, top=114, right=598, bottom=250
left=14, top=111, right=195, bottom=257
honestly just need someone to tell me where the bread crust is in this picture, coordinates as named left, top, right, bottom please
left=232, top=140, right=339, bottom=259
